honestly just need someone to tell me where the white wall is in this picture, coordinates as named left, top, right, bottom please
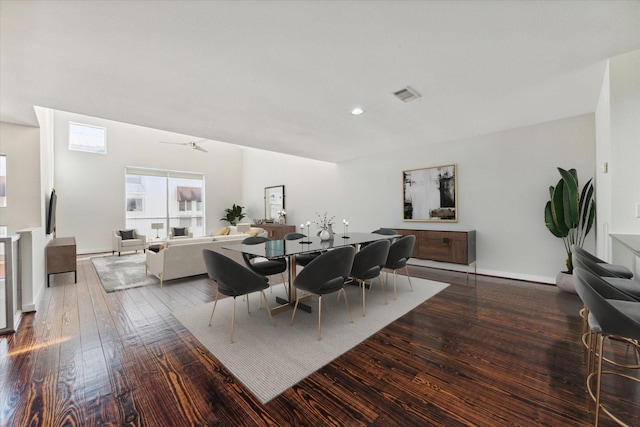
left=609, top=50, right=640, bottom=234
left=0, top=120, right=47, bottom=314
left=0, top=122, right=41, bottom=229
left=53, top=110, right=245, bottom=254
left=595, top=63, right=612, bottom=261
left=607, top=49, right=640, bottom=275
left=242, top=148, right=340, bottom=227
left=243, top=114, right=596, bottom=283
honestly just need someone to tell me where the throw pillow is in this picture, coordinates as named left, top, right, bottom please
left=148, top=243, right=165, bottom=253
left=215, top=226, right=230, bottom=236
left=119, top=229, right=135, bottom=240
left=247, top=230, right=259, bottom=237
left=173, top=227, right=186, bottom=237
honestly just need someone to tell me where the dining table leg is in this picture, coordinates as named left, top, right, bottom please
left=271, top=254, right=312, bottom=315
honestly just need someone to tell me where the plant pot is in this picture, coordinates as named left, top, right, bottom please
left=555, top=271, right=577, bottom=294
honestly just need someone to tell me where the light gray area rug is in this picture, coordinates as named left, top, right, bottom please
left=172, top=276, right=449, bottom=404
left=91, top=253, right=159, bottom=292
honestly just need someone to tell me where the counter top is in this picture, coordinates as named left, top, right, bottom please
left=610, top=233, right=640, bottom=257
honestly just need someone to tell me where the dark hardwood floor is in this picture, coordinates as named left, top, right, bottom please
left=1, top=255, right=639, bottom=426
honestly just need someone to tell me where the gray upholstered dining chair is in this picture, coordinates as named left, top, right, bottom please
left=283, top=232, right=323, bottom=267
left=202, top=249, right=274, bottom=343
left=384, top=235, right=416, bottom=299
left=573, top=267, right=640, bottom=426
left=349, top=239, right=391, bottom=316
left=241, top=236, right=288, bottom=295
left=290, top=246, right=356, bottom=340
left=372, top=228, right=398, bottom=239
left=360, top=228, right=397, bottom=249
left=573, top=245, right=634, bottom=279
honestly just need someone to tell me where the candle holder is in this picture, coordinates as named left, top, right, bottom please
left=342, top=219, right=350, bottom=239
left=300, top=223, right=312, bottom=244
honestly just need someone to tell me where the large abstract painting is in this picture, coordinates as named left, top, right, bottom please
left=403, top=164, right=457, bottom=222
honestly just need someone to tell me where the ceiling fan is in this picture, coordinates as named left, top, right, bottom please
left=159, top=138, right=209, bottom=152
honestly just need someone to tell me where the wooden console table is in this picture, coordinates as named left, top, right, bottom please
left=252, top=223, right=296, bottom=240
left=46, top=237, right=77, bottom=287
left=395, top=229, right=476, bottom=275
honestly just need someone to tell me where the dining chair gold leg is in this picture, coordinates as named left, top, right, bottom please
left=393, top=270, right=398, bottom=300
left=362, top=280, right=367, bottom=317
left=281, top=273, right=288, bottom=296
left=405, top=266, right=414, bottom=291
left=261, top=290, right=274, bottom=326
left=208, top=291, right=220, bottom=326
left=230, top=296, right=237, bottom=343
left=341, top=288, right=354, bottom=323
left=317, top=295, right=323, bottom=340
left=290, top=294, right=301, bottom=325
left=379, top=276, right=388, bottom=305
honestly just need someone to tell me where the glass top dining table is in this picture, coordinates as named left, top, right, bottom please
left=223, top=232, right=398, bottom=314
left=223, top=232, right=395, bottom=259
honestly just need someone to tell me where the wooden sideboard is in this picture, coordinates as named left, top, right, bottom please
left=395, top=229, right=476, bottom=267
left=46, top=237, right=77, bottom=287
left=253, top=223, right=296, bottom=240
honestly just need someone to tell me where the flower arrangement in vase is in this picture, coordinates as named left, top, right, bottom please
left=315, top=212, right=335, bottom=240
left=277, top=209, right=286, bottom=224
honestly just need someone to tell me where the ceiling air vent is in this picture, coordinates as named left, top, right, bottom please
left=393, top=86, right=421, bottom=102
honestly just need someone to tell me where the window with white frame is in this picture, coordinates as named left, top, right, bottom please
left=124, top=167, right=205, bottom=239
left=69, top=122, right=107, bottom=154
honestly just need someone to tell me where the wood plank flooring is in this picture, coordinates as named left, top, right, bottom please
left=1, top=255, right=639, bottom=426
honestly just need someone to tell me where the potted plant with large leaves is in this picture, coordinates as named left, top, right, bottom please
left=544, top=167, right=595, bottom=292
left=220, top=204, right=246, bottom=226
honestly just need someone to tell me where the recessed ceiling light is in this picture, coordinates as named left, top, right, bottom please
left=351, top=107, right=365, bottom=115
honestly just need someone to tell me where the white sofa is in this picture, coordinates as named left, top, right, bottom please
left=145, top=229, right=267, bottom=286
left=211, top=223, right=266, bottom=238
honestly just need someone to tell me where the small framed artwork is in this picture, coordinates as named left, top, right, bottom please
left=403, top=164, right=457, bottom=222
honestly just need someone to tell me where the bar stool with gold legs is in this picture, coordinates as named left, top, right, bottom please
left=572, top=249, right=640, bottom=368
left=574, top=268, right=640, bottom=426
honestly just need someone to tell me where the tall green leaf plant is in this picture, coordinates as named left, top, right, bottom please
left=220, top=204, right=246, bottom=226
left=544, top=167, right=595, bottom=273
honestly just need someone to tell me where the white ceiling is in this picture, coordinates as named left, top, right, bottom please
left=1, top=1, right=639, bottom=163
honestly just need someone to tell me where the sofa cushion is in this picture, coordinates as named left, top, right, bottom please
left=121, top=239, right=142, bottom=247
left=119, top=229, right=135, bottom=240
left=212, top=234, right=248, bottom=241
left=173, top=227, right=186, bottom=237
left=237, top=223, right=251, bottom=233
left=166, top=237, right=214, bottom=247
left=215, top=226, right=230, bottom=236
left=148, top=243, right=164, bottom=253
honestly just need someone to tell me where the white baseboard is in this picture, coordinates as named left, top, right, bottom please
left=407, top=259, right=556, bottom=285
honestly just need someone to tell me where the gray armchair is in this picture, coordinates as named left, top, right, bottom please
left=169, top=226, right=193, bottom=239
left=112, top=229, right=146, bottom=256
